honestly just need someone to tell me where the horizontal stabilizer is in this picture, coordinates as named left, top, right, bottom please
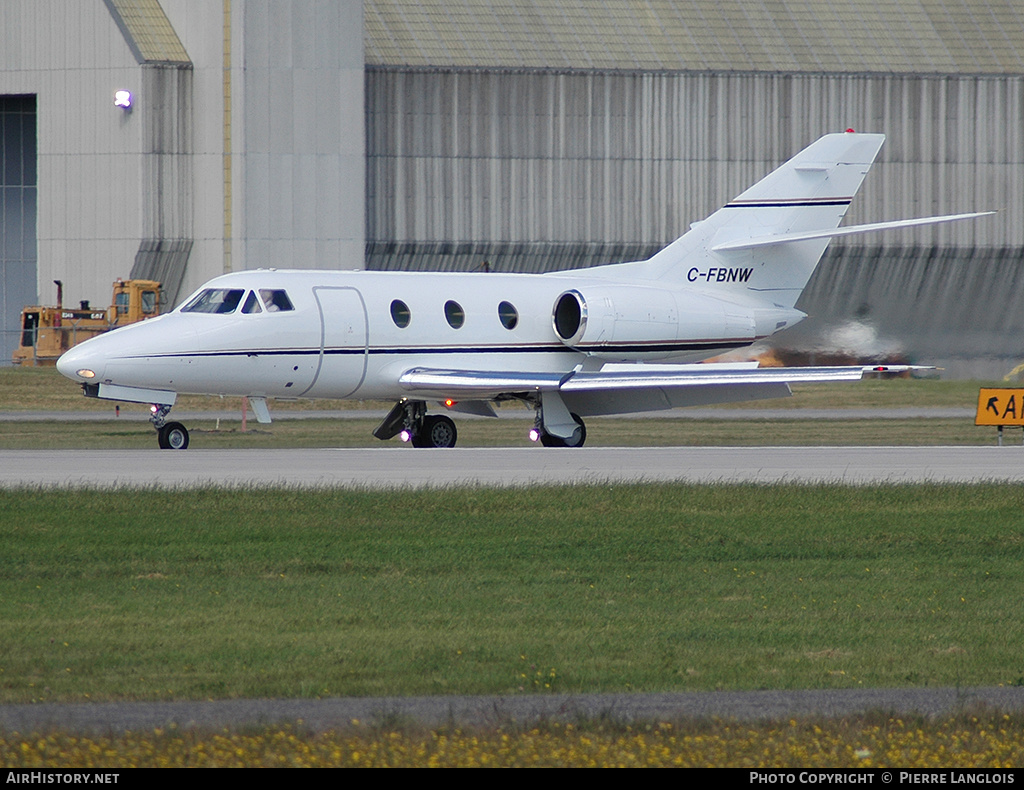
left=712, top=211, right=994, bottom=252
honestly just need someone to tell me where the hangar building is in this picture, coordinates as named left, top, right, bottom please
left=2, top=1, right=1023, bottom=376
left=0, top=0, right=364, bottom=362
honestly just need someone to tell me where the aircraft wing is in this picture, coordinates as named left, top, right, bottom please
left=398, top=368, right=568, bottom=399
left=398, top=363, right=920, bottom=413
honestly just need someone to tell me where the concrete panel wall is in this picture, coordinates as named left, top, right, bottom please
left=0, top=0, right=368, bottom=323
left=157, top=0, right=226, bottom=300
left=0, top=0, right=144, bottom=311
left=239, top=0, right=365, bottom=274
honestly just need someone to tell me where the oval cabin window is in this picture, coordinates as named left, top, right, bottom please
left=391, top=299, right=411, bottom=328
left=444, top=300, right=465, bottom=329
left=498, top=301, right=518, bottom=330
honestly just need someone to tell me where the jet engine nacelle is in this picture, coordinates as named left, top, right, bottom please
left=551, top=285, right=765, bottom=361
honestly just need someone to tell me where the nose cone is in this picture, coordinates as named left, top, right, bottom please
left=56, top=314, right=197, bottom=390
left=57, top=337, right=106, bottom=383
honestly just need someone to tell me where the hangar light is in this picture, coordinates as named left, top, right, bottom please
left=114, top=90, right=133, bottom=109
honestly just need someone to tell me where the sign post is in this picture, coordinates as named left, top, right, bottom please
left=975, top=388, right=1024, bottom=445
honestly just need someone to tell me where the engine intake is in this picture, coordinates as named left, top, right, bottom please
left=550, top=283, right=762, bottom=361
left=552, top=290, right=587, bottom=345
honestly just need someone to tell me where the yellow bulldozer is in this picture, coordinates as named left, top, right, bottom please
left=13, top=279, right=162, bottom=366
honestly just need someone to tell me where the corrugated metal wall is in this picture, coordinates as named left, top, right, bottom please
left=367, top=68, right=1022, bottom=269
left=366, top=67, right=1024, bottom=374
left=797, top=244, right=1024, bottom=376
left=132, top=62, right=193, bottom=305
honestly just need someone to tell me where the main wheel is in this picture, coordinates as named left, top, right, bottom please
left=157, top=421, right=190, bottom=450
left=411, top=415, right=458, bottom=448
left=539, top=414, right=586, bottom=448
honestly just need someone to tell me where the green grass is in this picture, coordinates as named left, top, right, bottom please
left=0, top=416, right=1005, bottom=448
left=0, top=365, right=1004, bottom=412
left=2, top=366, right=1011, bottom=448
left=2, top=483, right=1022, bottom=703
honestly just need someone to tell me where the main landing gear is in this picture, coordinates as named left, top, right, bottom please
left=529, top=412, right=586, bottom=448
left=412, top=414, right=458, bottom=448
left=150, top=404, right=190, bottom=450
left=148, top=396, right=587, bottom=450
left=373, top=398, right=587, bottom=448
left=373, top=399, right=458, bottom=448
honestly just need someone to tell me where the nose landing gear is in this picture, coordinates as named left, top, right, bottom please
left=157, top=421, right=190, bottom=450
left=150, top=404, right=190, bottom=450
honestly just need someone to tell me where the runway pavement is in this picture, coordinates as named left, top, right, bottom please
left=1, top=445, right=1023, bottom=488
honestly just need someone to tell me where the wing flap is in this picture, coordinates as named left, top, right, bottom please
left=561, top=365, right=869, bottom=391
left=399, top=367, right=567, bottom=399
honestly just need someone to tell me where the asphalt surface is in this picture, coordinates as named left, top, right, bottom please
left=1, top=445, right=1023, bottom=488
left=3, top=688, right=1024, bottom=735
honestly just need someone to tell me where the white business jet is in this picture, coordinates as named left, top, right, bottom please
left=57, top=132, right=989, bottom=449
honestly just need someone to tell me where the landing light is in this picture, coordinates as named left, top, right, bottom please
left=399, top=429, right=412, bottom=443
left=77, top=369, right=96, bottom=379
left=528, top=428, right=541, bottom=442
left=150, top=404, right=159, bottom=415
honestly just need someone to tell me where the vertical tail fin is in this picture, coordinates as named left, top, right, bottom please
left=638, top=132, right=886, bottom=308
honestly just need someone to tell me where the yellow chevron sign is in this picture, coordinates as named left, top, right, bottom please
left=976, top=389, right=1024, bottom=426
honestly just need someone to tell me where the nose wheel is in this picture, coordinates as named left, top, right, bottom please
left=150, top=404, right=189, bottom=450
left=157, top=421, right=190, bottom=450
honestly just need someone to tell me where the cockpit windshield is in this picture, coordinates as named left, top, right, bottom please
left=241, top=291, right=262, bottom=314
left=181, top=288, right=244, bottom=314
left=260, top=290, right=294, bottom=312
left=181, top=287, right=294, bottom=315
